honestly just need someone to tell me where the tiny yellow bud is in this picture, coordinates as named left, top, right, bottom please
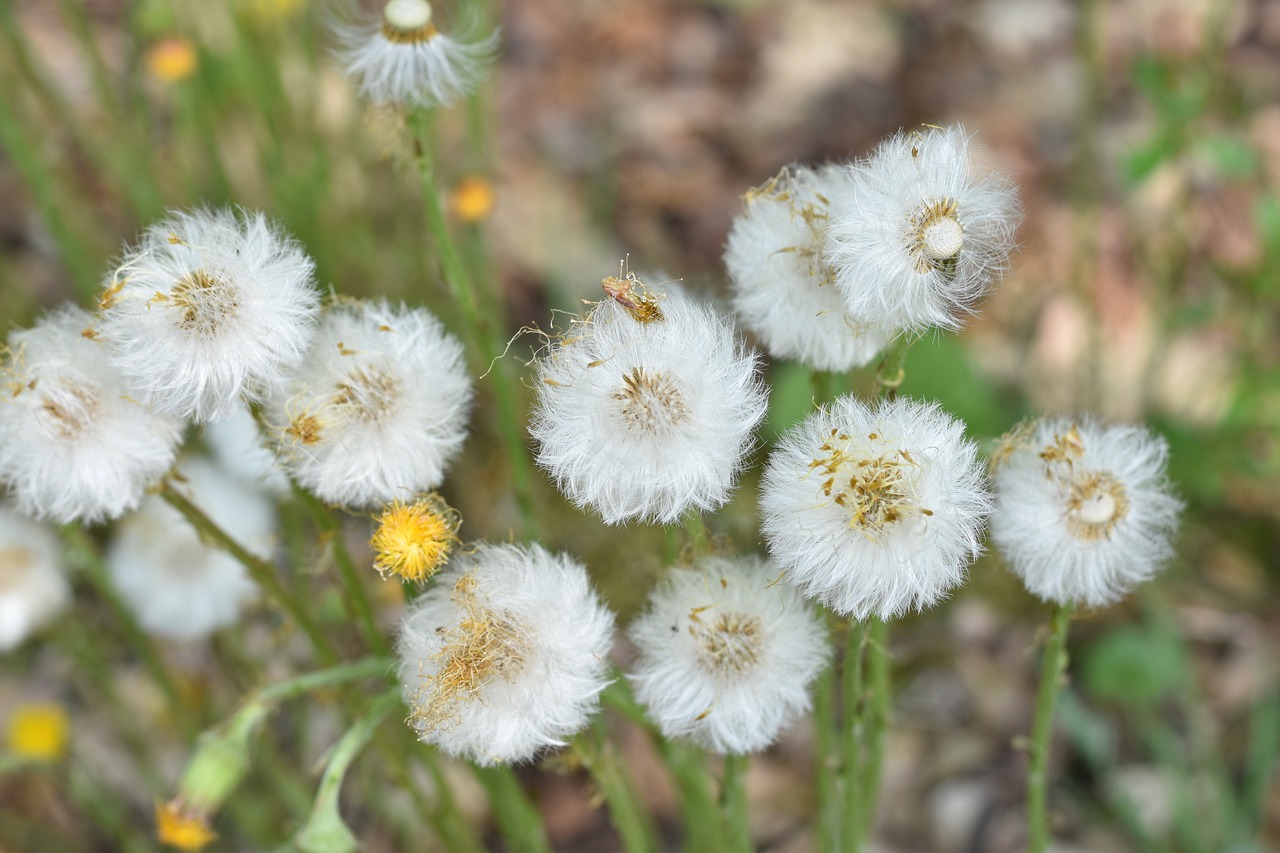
left=450, top=177, right=495, bottom=224
left=5, top=702, right=69, bottom=761
left=370, top=495, right=460, bottom=583
left=155, top=800, right=217, bottom=851
left=146, top=38, right=198, bottom=83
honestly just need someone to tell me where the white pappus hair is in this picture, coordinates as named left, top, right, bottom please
left=396, top=542, right=616, bottom=765
left=760, top=394, right=991, bottom=620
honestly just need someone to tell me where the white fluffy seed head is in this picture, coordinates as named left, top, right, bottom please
left=530, top=276, right=768, bottom=525
left=98, top=207, right=320, bottom=423
left=0, top=505, right=70, bottom=651
left=396, top=542, right=615, bottom=765
left=990, top=417, right=1183, bottom=608
left=334, top=2, right=499, bottom=108
left=265, top=299, right=473, bottom=509
left=825, top=124, right=1021, bottom=333
left=726, top=164, right=896, bottom=372
left=627, top=554, right=829, bottom=754
left=107, top=456, right=274, bottom=640
left=760, top=395, right=991, bottom=620
left=0, top=306, right=183, bottom=524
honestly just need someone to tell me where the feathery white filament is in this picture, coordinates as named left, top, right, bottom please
left=990, top=417, right=1182, bottom=607
left=266, top=299, right=473, bottom=509
left=98, top=207, right=320, bottom=422
left=760, top=395, right=991, bottom=620
left=531, top=281, right=767, bottom=525
left=396, top=543, right=615, bottom=765
left=726, top=164, right=895, bottom=371
left=825, top=124, right=1021, bottom=332
left=628, top=554, right=829, bottom=754
left=0, top=306, right=183, bottom=523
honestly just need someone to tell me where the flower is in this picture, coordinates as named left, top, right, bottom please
left=155, top=800, right=217, bottom=851
left=530, top=274, right=768, bottom=525
left=396, top=543, right=615, bottom=765
left=450, top=176, right=495, bottom=223
left=98, top=207, right=320, bottom=423
left=990, top=417, right=1182, bottom=607
left=145, top=38, right=198, bottom=83
left=203, top=405, right=291, bottom=497
left=370, top=493, right=460, bottom=583
left=760, top=395, right=990, bottom=620
left=5, top=702, right=70, bottom=762
left=0, top=305, right=183, bottom=523
left=107, top=456, right=274, bottom=640
left=266, top=299, right=473, bottom=509
left=627, top=554, right=828, bottom=754
left=725, top=164, right=895, bottom=371
left=825, top=124, right=1021, bottom=333
left=335, top=0, right=500, bottom=109
left=0, top=506, right=69, bottom=651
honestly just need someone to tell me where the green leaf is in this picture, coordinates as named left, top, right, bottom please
left=1080, top=625, right=1188, bottom=708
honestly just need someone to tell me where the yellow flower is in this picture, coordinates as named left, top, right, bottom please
left=5, top=702, right=69, bottom=761
left=146, top=38, right=198, bottom=83
left=450, top=177, right=495, bottom=224
left=370, top=494, right=460, bottom=583
left=155, top=800, right=217, bottom=851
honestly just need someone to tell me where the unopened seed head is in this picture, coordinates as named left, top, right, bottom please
left=383, top=0, right=432, bottom=31
left=922, top=214, right=964, bottom=260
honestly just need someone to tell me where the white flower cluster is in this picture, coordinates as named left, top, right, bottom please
left=628, top=554, right=829, bottom=754
left=335, top=0, right=500, bottom=109
left=107, top=456, right=274, bottom=640
left=531, top=276, right=767, bottom=525
left=396, top=543, right=615, bottom=765
left=266, top=299, right=473, bottom=509
left=0, top=306, right=184, bottom=523
left=725, top=125, right=1021, bottom=370
left=991, top=417, right=1183, bottom=607
left=99, top=207, right=320, bottom=423
left=761, top=395, right=991, bottom=620
left=0, top=505, right=69, bottom=651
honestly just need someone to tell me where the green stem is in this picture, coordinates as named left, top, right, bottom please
left=683, top=509, right=710, bottom=559
left=721, top=753, right=753, bottom=853
left=1027, top=603, right=1073, bottom=852
left=860, top=619, right=891, bottom=842
left=841, top=620, right=869, bottom=851
left=295, top=691, right=402, bottom=852
left=251, top=658, right=392, bottom=707
left=160, top=481, right=339, bottom=664
left=814, top=659, right=841, bottom=851
left=406, top=107, right=538, bottom=540
left=473, top=764, right=552, bottom=853
left=660, top=738, right=724, bottom=853
left=298, top=490, right=389, bottom=656
left=574, top=720, right=658, bottom=853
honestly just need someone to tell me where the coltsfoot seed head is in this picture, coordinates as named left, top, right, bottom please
left=266, top=299, right=473, bottom=509
left=627, top=554, right=829, bottom=754
left=107, top=456, right=274, bottom=640
left=396, top=543, right=615, bottom=765
left=761, top=395, right=991, bottom=620
left=334, top=0, right=499, bottom=108
left=97, top=207, right=320, bottom=423
left=726, top=163, right=895, bottom=372
left=825, top=125, right=1021, bottom=333
left=0, top=506, right=69, bottom=651
left=0, top=305, right=183, bottom=523
left=530, top=275, right=767, bottom=525
left=990, top=417, right=1182, bottom=607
